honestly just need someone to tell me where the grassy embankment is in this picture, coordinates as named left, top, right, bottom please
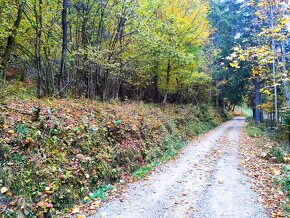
left=0, top=81, right=227, bottom=217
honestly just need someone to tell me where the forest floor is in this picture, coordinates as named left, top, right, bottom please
left=87, top=117, right=270, bottom=218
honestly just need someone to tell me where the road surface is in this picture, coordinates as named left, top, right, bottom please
left=90, top=117, right=267, bottom=218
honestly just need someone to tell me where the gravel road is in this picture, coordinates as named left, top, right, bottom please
left=90, top=117, right=267, bottom=218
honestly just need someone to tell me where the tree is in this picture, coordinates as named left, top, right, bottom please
left=227, top=0, right=289, bottom=125
left=209, top=0, right=254, bottom=110
left=59, top=0, right=68, bottom=98
left=0, top=0, right=26, bottom=83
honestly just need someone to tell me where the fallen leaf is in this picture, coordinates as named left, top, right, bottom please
left=92, top=200, right=102, bottom=207
left=1, top=187, right=8, bottom=194
left=72, top=207, right=80, bottom=214
left=37, top=201, right=45, bottom=207
left=45, top=202, right=53, bottom=208
left=8, top=130, right=14, bottom=134
left=182, top=192, right=188, bottom=196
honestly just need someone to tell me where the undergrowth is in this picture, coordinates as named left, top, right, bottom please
left=0, top=96, right=226, bottom=217
left=246, top=118, right=288, bottom=162
left=246, top=118, right=290, bottom=216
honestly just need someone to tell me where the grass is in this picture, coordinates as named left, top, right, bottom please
left=247, top=125, right=264, bottom=138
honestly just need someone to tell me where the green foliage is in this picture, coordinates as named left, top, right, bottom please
left=0, top=0, right=212, bottom=102
left=90, top=185, right=113, bottom=200
left=276, top=165, right=290, bottom=207
left=280, top=110, right=290, bottom=143
left=247, top=126, right=264, bottom=138
left=0, top=80, right=37, bottom=103
left=281, top=165, right=290, bottom=192
left=246, top=120, right=264, bottom=138
left=271, top=146, right=285, bottom=163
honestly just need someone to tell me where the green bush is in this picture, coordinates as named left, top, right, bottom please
left=280, top=165, right=290, bottom=196
left=246, top=120, right=264, bottom=138
left=0, top=80, right=37, bottom=103
left=271, top=146, right=285, bottom=163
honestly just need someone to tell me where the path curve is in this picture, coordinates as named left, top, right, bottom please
left=90, top=117, right=267, bottom=218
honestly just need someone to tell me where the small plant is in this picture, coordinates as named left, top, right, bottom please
left=247, top=122, right=264, bottom=138
left=271, top=146, right=285, bottom=163
left=280, top=165, right=290, bottom=196
left=15, top=123, right=29, bottom=138
left=90, top=185, right=113, bottom=200
left=133, top=165, right=154, bottom=178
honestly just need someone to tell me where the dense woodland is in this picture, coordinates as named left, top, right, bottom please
left=0, top=0, right=289, bottom=123
left=0, top=0, right=212, bottom=103
left=0, top=0, right=290, bottom=217
left=0, top=0, right=289, bottom=116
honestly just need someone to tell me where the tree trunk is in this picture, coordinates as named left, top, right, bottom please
left=281, top=41, right=290, bottom=109
left=218, top=86, right=225, bottom=110
left=162, top=59, right=171, bottom=104
left=270, top=5, right=278, bottom=126
left=59, top=0, right=68, bottom=98
left=34, top=0, right=43, bottom=97
left=1, top=0, right=26, bottom=83
left=254, top=77, right=262, bottom=123
left=153, top=62, right=159, bottom=103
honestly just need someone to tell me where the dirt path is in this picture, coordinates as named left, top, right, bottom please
left=90, top=118, right=267, bottom=218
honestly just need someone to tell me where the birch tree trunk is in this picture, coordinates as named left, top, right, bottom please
left=270, top=5, right=278, bottom=126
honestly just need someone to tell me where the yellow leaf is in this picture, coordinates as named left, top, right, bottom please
left=8, top=130, right=14, bottom=134
left=72, top=207, right=80, bottom=214
left=273, top=169, right=281, bottom=176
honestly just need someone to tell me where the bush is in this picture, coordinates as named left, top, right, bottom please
left=280, top=165, right=290, bottom=196
left=247, top=125, right=264, bottom=138
left=0, top=80, right=37, bottom=103
left=271, top=146, right=286, bottom=163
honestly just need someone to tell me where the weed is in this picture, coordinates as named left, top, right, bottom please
left=90, top=185, right=113, bottom=200
left=271, top=146, right=285, bottom=163
left=247, top=123, right=264, bottom=138
left=280, top=165, right=290, bottom=197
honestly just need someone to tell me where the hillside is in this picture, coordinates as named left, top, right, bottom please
left=0, top=98, right=225, bottom=217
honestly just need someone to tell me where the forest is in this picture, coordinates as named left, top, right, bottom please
left=0, top=0, right=289, bottom=217
left=0, top=0, right=289, bottom=113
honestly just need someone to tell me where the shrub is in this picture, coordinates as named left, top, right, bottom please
left=271, top=146, right=286, bottom=163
